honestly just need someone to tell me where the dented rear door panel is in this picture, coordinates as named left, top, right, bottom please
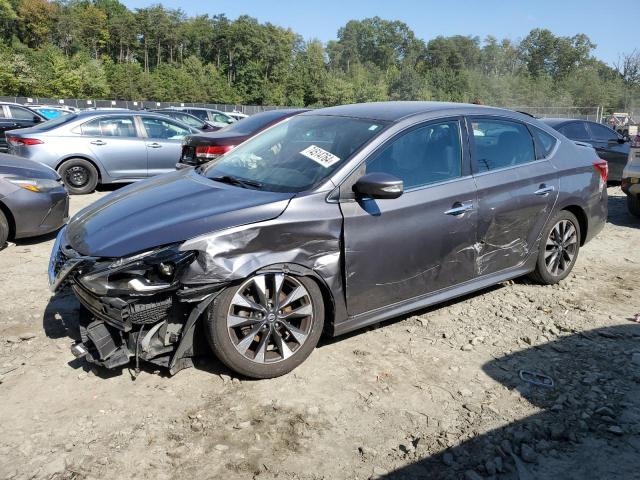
left=472, top=160, right=559, bottom=276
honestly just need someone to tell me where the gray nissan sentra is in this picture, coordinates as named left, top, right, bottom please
left=48, top=102, right=608, bottom=379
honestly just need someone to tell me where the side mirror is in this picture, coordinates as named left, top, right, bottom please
left=33, top=116, right=42, bottom=123
left=621, top=135, right=630, bottom=143
left=353, top=172, right=403, bottom=199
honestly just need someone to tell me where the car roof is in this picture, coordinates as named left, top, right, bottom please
left=302, top=101, right=531, bottom=123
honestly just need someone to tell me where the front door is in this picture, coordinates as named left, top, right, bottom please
left=342, top=118, right=478, bottom=316
left=468, top=116, right=559, bottom=276
left=81, top=115, right=148, bottom=179
left=139, top=116, right=192, bottom=176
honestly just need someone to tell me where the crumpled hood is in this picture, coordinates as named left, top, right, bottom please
left=66, top=168, right=294, bottom=257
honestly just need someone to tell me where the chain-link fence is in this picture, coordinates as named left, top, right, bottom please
left=0, top=96, right=289, bottom=115
left=1, top=96, right=612, bottom=123
left=506, top=105, right=603, bottom=122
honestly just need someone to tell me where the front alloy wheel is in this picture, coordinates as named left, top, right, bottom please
left=206, top=272, right=324, bottom=378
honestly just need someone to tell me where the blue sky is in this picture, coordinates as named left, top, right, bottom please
left=122, top=0, right=639, bottom=66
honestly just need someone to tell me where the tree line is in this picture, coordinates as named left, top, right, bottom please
left=0, top=0, right=639, bottom=112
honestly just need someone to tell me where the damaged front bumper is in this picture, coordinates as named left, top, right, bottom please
left=48, top=228, right=223, bottom=374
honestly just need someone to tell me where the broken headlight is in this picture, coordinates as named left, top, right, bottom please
left=78, top=244, right=196, bottom=296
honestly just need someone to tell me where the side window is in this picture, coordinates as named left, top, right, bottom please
left=81, top=116, right=137, bottom=137
left=0, top=107, right=5, bottom=118
left=471, top=119, right=536, bottom=172
left=214, top=113, right=232, bottom=124
left=530, top=126, right=558, bottom=159
left=142, top=117, right=190, bottom=140
left=8, top=106, right=36, bottom=120
left=557, top=122, right=589, bottom=140
left=366, top=120, right=462, bottom=190
left=187, top=109, right=207, bottom=121
left=588, top=122, right=618, bottom=142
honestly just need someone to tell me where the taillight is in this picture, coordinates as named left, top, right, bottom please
left=631, top=135, right=640, bottom=148
left=7, top=136, right=43, bottom=146
left=593, top=159, right=608, bottom=186
left=195, top=145, right=234, bottom=160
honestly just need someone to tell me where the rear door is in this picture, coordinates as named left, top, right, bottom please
left=342, top=117, right=478, bottom=315
left=0, top=106, right=20, bottom=151
left=139, top=116, right=193, bottom=175
left=80, top=115, right=148, bottom=179
left=586, top=121, right=628, bottom=181
left=468, top=116, right=559, bottom=276
left=6, top=105, right=42, bottom=129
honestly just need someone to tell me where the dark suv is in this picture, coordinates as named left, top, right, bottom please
left=541, top=118, right=629, bottom=181
left=0, top=103, right=47, bottom=152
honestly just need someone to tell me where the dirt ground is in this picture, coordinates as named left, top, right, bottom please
left=1, top=185, right=639, bottom=480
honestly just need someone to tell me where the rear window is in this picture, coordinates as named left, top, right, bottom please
left=558, top=122, right=589, bottom=140
left=30, top=113, right=78, bottom=131
left=220, top=111, right=292, bottom=135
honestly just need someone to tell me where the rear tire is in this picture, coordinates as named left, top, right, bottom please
left=57, top=158, right=99, bottom=195
left=627, top=194, right=640, bottom=218
left=205, top=273, right=324, bottom=378
left=529, top=210, right=580, bottom=285
left=0, top=210, right=9, bottom=248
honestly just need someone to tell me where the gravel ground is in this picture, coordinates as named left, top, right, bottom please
left=0, top=185, right=639, bottom=480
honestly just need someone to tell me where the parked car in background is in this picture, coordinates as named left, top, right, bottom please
left=178, top=108, right=309, bottom=168
left=0, top=103, right=47, bottom=152
left=0, top=153, right=68, bottom=246
left=169, top=107, right=235, bottom=129
left=227, top=110, right=249, bottom=121
left=7, top=111, right=199, bottom=194
left=621, top=134, right=640, bottom=217
left=149, top=109, right=218, bottom=132
left=49, top=102, right=607, bottom=379
left=541, top=118, right=629, bottom=181
left=30, top=105, right=73, bottom=120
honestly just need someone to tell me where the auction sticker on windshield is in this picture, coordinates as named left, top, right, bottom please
left=300, top=145, right=341, bottom=168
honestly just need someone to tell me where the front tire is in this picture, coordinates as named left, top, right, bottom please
left=0, top=210, right=9, bottom=248
left=529, top=210, right=580, bottom=285
left=57, top=158, right=99, bottom=195
left=627, top=194, right=640, bottom=218
left=206, top=273, right=325, bottom=378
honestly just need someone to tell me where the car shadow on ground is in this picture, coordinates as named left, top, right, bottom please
left=378, top=322, right=640, bottom=480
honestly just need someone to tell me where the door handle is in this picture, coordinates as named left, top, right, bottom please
left=147, top=142, right=162, bottom=148
left=90, top=140, right=106, bottom=146
left=534, top=185, right=555, bottom=196
left=445, top=201, right=474, bottom=216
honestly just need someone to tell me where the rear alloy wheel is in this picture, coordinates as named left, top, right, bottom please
left=206, top=272, right=324, bottom=378
left=627, top=194, right=640, bottom=218
left=57, top=158, right=98, bottom=195
left=529, top=210, right=580, bottom=285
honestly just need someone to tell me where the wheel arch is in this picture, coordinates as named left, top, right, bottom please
left=561, top=204, right=588, bottom=246
left=255, top=262, right=337, bottom=334
left=55, top=155, right=103, bottom=182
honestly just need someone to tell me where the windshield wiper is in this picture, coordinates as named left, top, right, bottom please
left=210, top=175, right=264, bottom=190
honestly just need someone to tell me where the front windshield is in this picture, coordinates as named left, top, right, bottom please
left=201, top=115, right=387, bottom=192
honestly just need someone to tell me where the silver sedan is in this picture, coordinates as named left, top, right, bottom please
left=6, top=111, right=200, bottom=194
